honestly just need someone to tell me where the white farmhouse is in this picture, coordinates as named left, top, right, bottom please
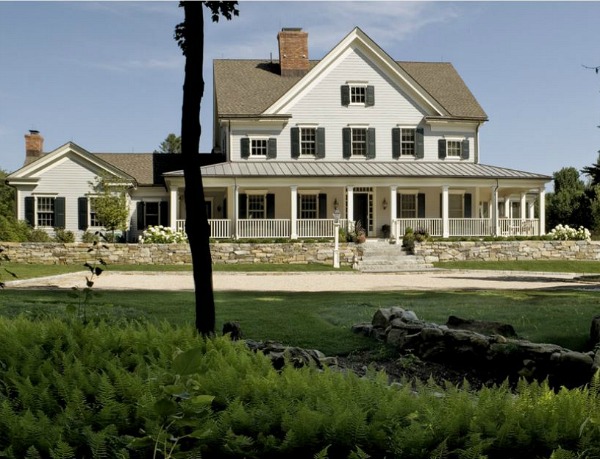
left=6, top=27, right=550, bottom=241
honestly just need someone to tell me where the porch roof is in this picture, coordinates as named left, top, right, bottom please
left=164, top=161, right=550, bottom=180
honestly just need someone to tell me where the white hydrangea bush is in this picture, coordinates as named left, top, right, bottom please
left=138, top=225, right=188, bottom=244
left=547, top=224, right=591, bottom=241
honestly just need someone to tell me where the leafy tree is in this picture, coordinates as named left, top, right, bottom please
left=90, top=175, right=130, bottom=242
left=546, top=167, right=586, bottom=230
left=155, top=133, right=182, bottom=153
left=175, top=1, right=238, bottom=336
left=0, top=169, right=15, bottom=218
left=582, top=153, right=600, bottom=187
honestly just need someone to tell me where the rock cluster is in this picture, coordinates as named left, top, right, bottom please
left=353, top=307, right=599, bottom=389
left=244, top=340, right=338, bottom=370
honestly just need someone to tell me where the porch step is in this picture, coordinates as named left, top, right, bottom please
left=356, top=240, right=434, bottom=273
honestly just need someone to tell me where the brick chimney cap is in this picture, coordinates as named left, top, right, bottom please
left=281, top=27, right=303, bottom=32
left=29, top=130, right=40, bottom=135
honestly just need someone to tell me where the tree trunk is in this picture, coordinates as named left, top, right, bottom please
left=181, top=2, right=215, bottom=336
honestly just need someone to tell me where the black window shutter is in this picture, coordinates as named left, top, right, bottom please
left=54, top=197, right=66, bottom=228
left=418, top=193, right=426, bottom=218
left=366, top=85, right=375, bottom=107
left=137, top=202, right=145, bottom=230
left=291, top=127, right=300, bottom=158
left=367, top=128, right=376, bottom=159
left=239, top=194, right=247, bottom=219
left=438, top=139, right=446, bottom=159
left=240, top=138, right=250, bottom=159
left=341, top=85, right=350, bottom=106
left=223, top=198, right=227, bottom=219
left=160, top=201, right=169, bottom=226
left=396, top=194, right=401, bottom=219
left=464, top=193, right=472, bottom=218
left=267, top=138, right=277, bottom=159
left=342, top=127, right=351, bottom=158
left=78, top=197, right=88, bottom=230
left=266, top=194, right=275, bottom=219
left=25, top=196, right=34, bottom=226
left=316, top=127, right=326, bottom=159
left=461, top=139, right=470, bottom=159
left=392, top=128, right=401, bottom=159
left=318, top=193, right=327, bottom=219
left=415, top=128, right=424, bottom=159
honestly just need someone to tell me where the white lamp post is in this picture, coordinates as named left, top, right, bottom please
left=333, top=205, right=341, bottom=269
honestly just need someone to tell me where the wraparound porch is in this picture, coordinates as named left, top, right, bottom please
left=175, top=217, right=540, bottom=240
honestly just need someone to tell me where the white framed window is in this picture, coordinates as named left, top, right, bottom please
left=248, top=195, right=265, bottom=219
left=449, top=194, right=464, bottom=218
left=299, top=194, right=318, bottom=219
left=398, top=194, right=417, bottom=218
left=300, top=127, right=316, bottom=156
left=351, top=128, right=367, bottom=156
left=89, top=197, right=101, bottom=227
left=251, top=139, right=268, bottom=156
left=37, top=197, right=55, bottom=227
left=350, top=84, right=367, bottom=104
left=401, top=128, right=416, bottom=156
left=447, top=140, right=462, bottom=157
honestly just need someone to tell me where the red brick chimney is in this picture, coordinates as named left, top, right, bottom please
left=24, top=130, right=44, bottom=165
left=278, top=28, right=309, bottom=77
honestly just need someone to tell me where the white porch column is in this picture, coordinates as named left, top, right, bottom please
left=528, top=200, right=535, bottom=220
left=290, top=185, right=298, bottom=240
left=520, top=192, right=527, bottom=220
left=169, top=186, right=178, bottom=230
left=491, top=185, right=499, bottom=236
left=505, top=197, right=511, bottom=218
left=233, top=185, right=239, bottom=239
left=390, top=185, right=397, bottom=241
left=441, top=185, right=449, bottom=238
left=346, top=186, right=354, bottom=223
left=539, top=187, right=546, bottom=235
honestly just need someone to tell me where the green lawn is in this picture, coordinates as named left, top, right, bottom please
left=0, top=288, right=597, bottom=355
left=434, top=259, right=600, bottom=273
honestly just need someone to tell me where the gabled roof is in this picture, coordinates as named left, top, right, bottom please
left=163, top=161, right=550, bottom=181
left=214, top=27, right=487, bottom=120
left=7, top=143, right=226, bottom=187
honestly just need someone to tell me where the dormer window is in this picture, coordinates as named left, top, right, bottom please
left=438, top=138, right=470, bottom=160
left=251, top=139, right=268, bottom=156
left=341, top=83, right=375, bottom=107
left=240, top=137, right=277, bottom=159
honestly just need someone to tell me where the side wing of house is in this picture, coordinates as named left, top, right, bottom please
left=6, top=142, right=137, bottom=240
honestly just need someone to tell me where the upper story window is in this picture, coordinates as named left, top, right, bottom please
left=241, top=137, right=277, bottom=159
left=341, top=83, right=375, bottom=107
left=342, top=127, right=376, bottom=159
left=37, top=197, right=55, bottom=227
left=438, top=138, right=470, bottom=160
left=401, top=129, right=416, bottom=156
left=392, top=127, right=424, bottom=159
left=251, top=139, right=268, bottom=156
left=291, top=127, right=326, bottom=159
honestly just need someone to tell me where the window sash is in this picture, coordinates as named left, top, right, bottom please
left=300, top=128, right=316, bottom=156
left=401, top=129, right=416, bottom=156
left=447, top=140, right=461, bottom=157
left=350, top=85, right=366, bottom=104
left=37, top=197, right=55, bottom=227
left=300, top=195, right=318, bottom=219
left=351, top=128, right=367, bottom=156
left=248, top=195, right=265, bottom=219
left=449, top=194, right=463, bottom=218
left=251, top=139, right=267, bottom=156
left=89, top=198, right=101, bottom=227
left=399, top=194, right=416, bottom=218
left=145, top=202, right=160, bottom=227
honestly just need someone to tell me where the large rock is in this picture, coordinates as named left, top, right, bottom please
left=590, top=315, right=600, bottom=347
left=446, top=315, right=517, bottom=338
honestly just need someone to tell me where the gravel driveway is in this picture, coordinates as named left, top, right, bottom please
left=5, top=269, right=590, bottom=292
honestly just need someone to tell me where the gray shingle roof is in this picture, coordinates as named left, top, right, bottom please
left=95, top=153, right=225, bottom=186
left=213, top=59, right=487, bottom=120
left=163, top=161, right=549, bottom=180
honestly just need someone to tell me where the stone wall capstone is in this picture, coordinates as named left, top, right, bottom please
left=0, top=242, right=358, bottom=266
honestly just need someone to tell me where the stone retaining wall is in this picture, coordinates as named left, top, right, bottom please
left=414, top=240, right=600, bottom=263
left=0, top=242, right=358, bottom=266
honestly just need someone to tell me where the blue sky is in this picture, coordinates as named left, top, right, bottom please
left=1, top=1, right=600, bottom=185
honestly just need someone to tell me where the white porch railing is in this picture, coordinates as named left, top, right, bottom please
left=174, top=219, right=231, bottom=239
left=499, top=218, right=539, bottom=236
left=449, top=218, right=492, bottom=237
left=237, top=219, right=291, bottom=239
left=394, top=219, right=443, bottom=237
left=296, top=218, right=348, bottom=238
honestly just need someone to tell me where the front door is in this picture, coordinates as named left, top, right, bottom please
left=354, top=194, right=369, bottom=236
